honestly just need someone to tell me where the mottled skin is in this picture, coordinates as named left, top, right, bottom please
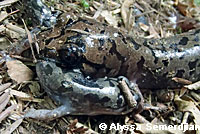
left=33, top=61, right=137, bottom=116
left=30, top=13, right=200, bottom=89
left=12, top=1, right=199, bottom=119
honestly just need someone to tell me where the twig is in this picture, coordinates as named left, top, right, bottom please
left=0, top=83, right=12, bottom=93
left=185, top=81, right=200, bottom=90
left=134, top=114, right=149, bottom=123
left=0, top=0, right=19, bottom=7
left=10, top=55, right=33, bottom=62
left=22, top=19, right=37, bottom=63
left=133, top=10, right=155, bottom=18
left=119, top=80, right=137, bottom=108
left=182, top=112, right=190, bottom=124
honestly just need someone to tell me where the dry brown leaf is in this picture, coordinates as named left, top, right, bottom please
left=172, top=77, right=192, bottom=85
left=100, top=10, right=118, bottom=27
left=9, top=89, right=31, bottom=99
left=75, top=121, right=98, bottom=134
left=121, top=0, right=135, bottom=30
left=0, top=11, right=8, bottom=22
left=9, top=89, right=43, bottom=103
left=175, top=95, right=200, bottom=126
left=139, top=22, right=149, bottom=31
left=0, top=92, right=10, bottom=113
left=0, top=104, right=17, bottom=123
left=190, top=91, right=200, bottom=102
left=5, top=23, right=26, bottom=35
left=148, top=25, right=160, bottom=38
left=107, top=0, right=120, bottom=7
left=184, top=81, right=200, bottom=90
left=177, top=17, right=198, bottom=32
left=0, top=83, right=11, bottom=93
left=179, top=87, right=188, bottom=97
left=0, top=9, right=19, bottom=23
left=176, top=0, right=200, bottom=18
left=0, top=91, right=9, bottom=104
left=0, top=25, right=6, bottom=33
left=22, top=19, right=37, bottom=62
left=4, top=28, right=23, bottom=39
left=1, top=118, right=23, bottom=134
left=0, top=0, right=19, bottom=7
left=6, top=60, right=34, bottom=84
left=28, top=81, right=41, bottom=97
left=177, top=2, right=191, bottom=17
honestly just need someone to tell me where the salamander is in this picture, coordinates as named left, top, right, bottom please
left=22, top=13, right=199, bottom=90
left=11, top=11, right=200, bottom=89
left=24, top=61, right=138, bottom=118
left=10, top=0, right=200, bottom=90
left=9, top=0, right=200, bottom=119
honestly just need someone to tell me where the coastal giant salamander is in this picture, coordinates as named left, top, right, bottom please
left=24, top=61, right=138, bottom=119
left=10, top=0, right=200, bottom=118
left=12, top=12, right=200, bottom=89
left=31, top=13, right=200, bottom=90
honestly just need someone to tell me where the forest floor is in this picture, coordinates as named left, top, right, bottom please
left=0, top=0, right=200, bottom=133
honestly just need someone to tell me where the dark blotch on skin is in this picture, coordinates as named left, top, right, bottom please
left=108, top=81, right=115, bottom=87
left=79, top=19, right=94, bottom=25
left=188, top=59, right=199, bottom=75
left=193, top=36, right=199, bottom=42
left=118, top=32, right=127, bottom=44
left=126, top=37, right=141, bottom=50
left=102, top=23, right=108, bottom=27
left=84, top=93, right=110, bottom=103
left=100, top=30, right=105, bottom=34
left=188, top=59, right=198, bottom=70
left=58, top=48, right=81, bottom=66
left=84, top=93, right=99, bottom=103
left=175, top=70, right=185, bottom=78
left=137, top=56, right=145, bottom=68
left=108, top=39, right=125, bottom=62
left=162, top=59, right=169, bottom=67
left=117, top=96, right=123, bottom=107
left=179, top=54, right=185, bottom=60
left=84, top=28, right=89, bottom=32
left=189, top=70, right=196, bottom=75
left=65, top=18, right=74, bottom=27
left=169, top=43, right=179, bottom=51
left=98, top=38, right=105, bottom=50
left=45, top=37, right=53, bottom=45
left=179, top=37, right=189, bottom=46
left=44, top=64, right=53, bottom=75
left=65, top=33, right=86, bottom=49
left=143, top=40, right=158, bottom=64
left=101, top=96, right=111, bottom=103
left=194, top=29, right=200, bottom=35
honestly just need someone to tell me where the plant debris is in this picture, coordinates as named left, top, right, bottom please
left=0, top=0, right=200, bottom=133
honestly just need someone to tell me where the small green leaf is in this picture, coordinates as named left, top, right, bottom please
left=194, top=0, right=200, bottom=6
left=81, top=0, right=89, bottom=8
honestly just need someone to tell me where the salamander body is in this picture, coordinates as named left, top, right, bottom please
left=31, top=13, right=200, bottom=89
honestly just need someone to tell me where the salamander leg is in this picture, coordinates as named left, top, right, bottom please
left=24, top=105, right=75, bottom=120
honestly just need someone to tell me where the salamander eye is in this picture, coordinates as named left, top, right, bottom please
left=58, top=46, right=82, bottom=66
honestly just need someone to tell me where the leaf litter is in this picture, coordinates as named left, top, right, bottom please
left=0, top=0, right=200, bottom=133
